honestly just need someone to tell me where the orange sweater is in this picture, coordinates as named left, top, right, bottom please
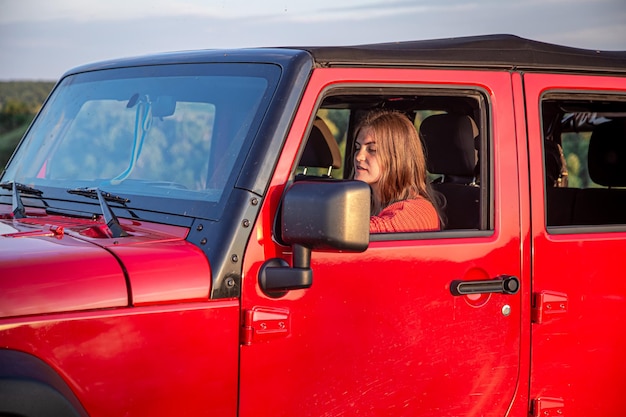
left=370, top=197, right=440, bottom=233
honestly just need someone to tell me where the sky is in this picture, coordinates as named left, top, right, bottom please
left=1, top=0, right=625, bottom=81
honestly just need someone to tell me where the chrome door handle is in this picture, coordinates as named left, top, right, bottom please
left=450, top=275, right=520, bottom=296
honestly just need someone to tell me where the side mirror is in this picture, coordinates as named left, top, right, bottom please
left=260, top=180, right=370, bottom=294
left=282, top=179, right=370, bottom=251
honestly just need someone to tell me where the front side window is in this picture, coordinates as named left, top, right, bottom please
left=542, top=94, right=626, bottom=229
left=1, top=63, right=280, bottom=221
left=296, top=88, right=490, bottom=236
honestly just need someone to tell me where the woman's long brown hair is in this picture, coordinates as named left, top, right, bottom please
left=355, top=110, right=442, bottom=221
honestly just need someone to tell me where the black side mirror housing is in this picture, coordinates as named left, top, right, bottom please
left=281, top=179, right=370, bottom=251
left=260, top=180, right=370, bottom=294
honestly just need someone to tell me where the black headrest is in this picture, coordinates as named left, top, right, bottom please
left=588, top=119, right=626, bottom=187
left=299, top=117, right=342, bottom=169
left=420, top=114, right=478, bottom=177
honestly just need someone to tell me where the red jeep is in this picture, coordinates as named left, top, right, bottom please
left=1, top=35, right=625, bottom=417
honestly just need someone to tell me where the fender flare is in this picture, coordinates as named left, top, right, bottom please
left=0, top=350, right=88, bottom=417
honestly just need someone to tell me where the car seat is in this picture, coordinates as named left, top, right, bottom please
left=572, top=119, right=626, bottom=225
left=420, top=113, right=480, bottom=230
left=298, top=117, right=342, bottom=178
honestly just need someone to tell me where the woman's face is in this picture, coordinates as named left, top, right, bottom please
left=354, top=127, right=381, bottom=192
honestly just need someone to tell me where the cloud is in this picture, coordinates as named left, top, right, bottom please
left=0, top=0, right=384, bottom=23
left=1, top=0, right=223, bottom=22
left=281, top=2, right=478, bottom=23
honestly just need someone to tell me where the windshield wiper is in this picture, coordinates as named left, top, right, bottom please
left=0, top=181, right=44, bottom=218
left=67, top=187, right=130, bottom=238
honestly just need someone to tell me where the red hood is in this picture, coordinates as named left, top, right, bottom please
left=0, top=211, right=212, bottom=318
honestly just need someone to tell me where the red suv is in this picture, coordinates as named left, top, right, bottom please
left=1, top=35, right=625, bottom=417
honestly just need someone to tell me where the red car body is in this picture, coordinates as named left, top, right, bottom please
left=1, top=35, right=625, bottom=416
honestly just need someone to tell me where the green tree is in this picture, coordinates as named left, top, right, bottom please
left=0, top=81, right=55, bottom=169
left=0, top=99, right=33, bottom=134
left=0, top=81, right=55, bottom=110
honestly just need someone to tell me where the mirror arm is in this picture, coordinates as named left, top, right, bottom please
left=259, top=260, right=313, bottom=295
left=258, top=244, right=313, bottom=294
left=292, top=243, right=311, bottom=269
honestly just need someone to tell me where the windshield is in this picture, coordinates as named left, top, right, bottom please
left=1, top=63, right=280, bottom=222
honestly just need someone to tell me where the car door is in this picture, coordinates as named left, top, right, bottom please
left=524, top=72, right=626, bottom=416
left=239, top=67, right=527, bottom=416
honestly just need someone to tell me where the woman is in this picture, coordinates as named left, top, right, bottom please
left=353, top=110, right=441, bottom=233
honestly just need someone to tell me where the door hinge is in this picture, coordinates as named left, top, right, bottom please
left=531, top=397, right=564, bottom=417
left=241, top=306, right=290, bottom=346
left=531, top=291, right=568, bottom=324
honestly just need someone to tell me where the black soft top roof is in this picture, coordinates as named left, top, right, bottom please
left=295, top=34, right=626, bottom=74
left=64, top=34, right=625, bottom=79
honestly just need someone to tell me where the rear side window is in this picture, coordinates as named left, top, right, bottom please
left=542, top=94, right=626, bottom=229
